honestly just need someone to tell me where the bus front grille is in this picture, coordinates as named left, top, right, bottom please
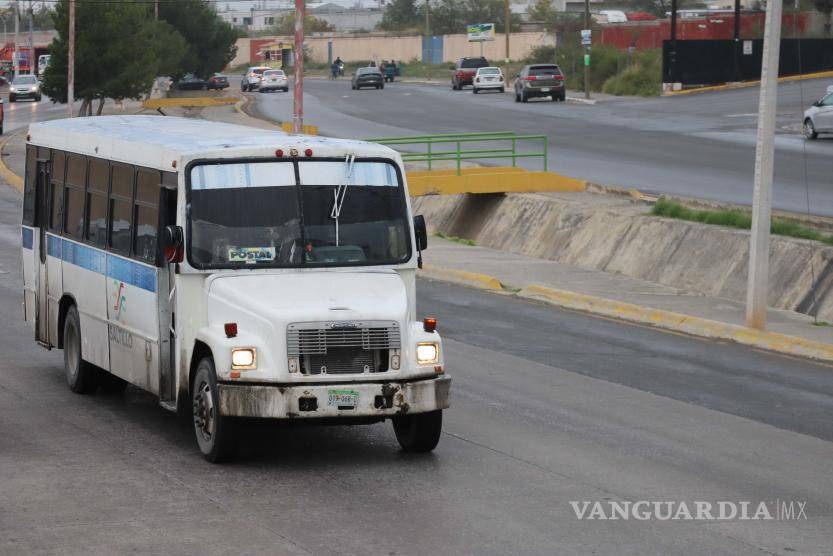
left=287, top=321, right=400, bottom=375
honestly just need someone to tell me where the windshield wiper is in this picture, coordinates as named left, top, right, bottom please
left=329, top=154, right=355, bottom=246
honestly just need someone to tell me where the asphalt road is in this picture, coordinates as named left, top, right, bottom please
left=251, top=77, right=833, bottom=216
left=1, top=177, right=833, bottom=554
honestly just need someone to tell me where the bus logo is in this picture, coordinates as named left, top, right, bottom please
left=113, top=281, right=126, bottom=321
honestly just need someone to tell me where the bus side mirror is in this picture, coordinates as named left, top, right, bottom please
left=164, top=225, right=184, bottom=264
left=414, top=215, right=428, bottom=251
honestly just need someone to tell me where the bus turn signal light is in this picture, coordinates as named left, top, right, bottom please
left=423, top=317, right=437, bottom=332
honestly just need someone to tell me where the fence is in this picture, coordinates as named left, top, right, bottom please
left=369, top=131, right=549, bottom=175
left=663, top=38, right=833, bottom=85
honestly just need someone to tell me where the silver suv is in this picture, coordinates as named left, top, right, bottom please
left=241, top=66, right=270, bottom=92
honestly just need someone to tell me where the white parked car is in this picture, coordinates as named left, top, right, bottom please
left=259, top=69, right=289, bottom=93
left=804, top=85, right=833, bottom=140
left=472, top=67, right=505, bottom=94
left=241, top=65, right=270, bottom=92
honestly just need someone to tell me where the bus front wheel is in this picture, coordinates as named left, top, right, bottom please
left=63, top=305, right=98, bottom=394
left=192, top=357, right=237, bottom=463
left=392, top=410, right=443, bottom=452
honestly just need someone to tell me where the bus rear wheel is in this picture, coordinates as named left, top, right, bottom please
left=63, top=305, right=98, bottom=394
left=192, top=357, right=237, bottom=463
left=392, top=410, right=443, bottom=452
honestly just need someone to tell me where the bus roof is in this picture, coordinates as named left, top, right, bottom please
left=28, top=115, right=400, bottom=172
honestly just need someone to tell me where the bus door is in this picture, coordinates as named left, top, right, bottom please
left=157, top=179, right=178, bottom=406
left=34, top=158, right=50, bottom=345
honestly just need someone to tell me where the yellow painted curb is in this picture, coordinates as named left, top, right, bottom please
left=520, top=284, right=833, bottom=364
left=0, top=129, right=25, bottom=192
left=420, top=264, right=503, bottom=291
left=407, top=168, right=586, bottom=196
left=665, top=69, right=833, bottom=97
left=143, top=96, right=240, bottom=109
left=280, top=121, right=319, bottom=135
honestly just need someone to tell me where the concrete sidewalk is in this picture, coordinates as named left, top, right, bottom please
left=422, top=236, right=833, bottom=359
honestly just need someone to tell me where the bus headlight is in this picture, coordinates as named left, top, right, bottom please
left=231, top=348, right=257, bottom=369
left=416, top=343, right=439, bottom=365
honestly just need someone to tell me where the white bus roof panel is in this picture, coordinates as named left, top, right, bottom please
left=27, top=115, right=400, bottom=173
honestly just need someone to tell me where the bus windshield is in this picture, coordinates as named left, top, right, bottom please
left=188, top=160, right=410, bottom=268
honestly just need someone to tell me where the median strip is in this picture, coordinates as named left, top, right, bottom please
left=0, top=130, right=25, bottom=192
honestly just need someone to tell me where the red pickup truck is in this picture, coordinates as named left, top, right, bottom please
left=451, top=57, right=489, bottom=90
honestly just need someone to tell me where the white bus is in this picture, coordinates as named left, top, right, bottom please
left=21, top=116, right=450, bottom=462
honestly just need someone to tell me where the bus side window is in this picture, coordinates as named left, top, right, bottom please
left=23, top=145, right=36, bottom=226
left=86, top=159, right=109, bottom=248
left=64, top=154, right=87, bottom=240
left=109, top=164, right=134, bottom=255
left=134, top=169, right=160, bottom=264
left=49, top=151, right=66, bottom=233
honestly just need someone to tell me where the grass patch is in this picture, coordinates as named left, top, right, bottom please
left=434, top=231, right=476, bottom=246
left=651, top=199, right=833, bottom=245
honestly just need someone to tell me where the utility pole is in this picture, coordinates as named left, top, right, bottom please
left=745, top=0, right=783, bottom=330
left=425, top=0, right=431, bottom=81
left=732, top=0, right=741, bottom=82
left=67, top=0, right=75, bottom=118
left=504, top=0, right=510, bottom=63
left=27, top=0, right=32, bottom=75
left=583, top=0, right=590, bottom=99
left=292, top=0, right=304, bottom=133
left=155, top=0, right=159, bottom=20
left=13, top=1, right=19, bottom=79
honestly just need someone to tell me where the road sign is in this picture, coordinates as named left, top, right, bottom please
left=743, top=40, right=753, bottom=55
left=584, top=54, right=591, bottom=67
left=581, top=29, right=592, bottom=46
left=467, top=23, right=496, bottom=42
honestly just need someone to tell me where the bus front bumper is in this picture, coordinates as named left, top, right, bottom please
left=217, top=376, right=451, bottom=419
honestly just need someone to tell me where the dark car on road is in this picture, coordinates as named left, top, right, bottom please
left=175, top=74, right=208, bottom=91
left=514, top=64, right=566, bottom=102
left=351, top=67, right=384, bottom=90
left=451, top=57, right=489, bottom=90
left=207, top=74, right=229, bottom=90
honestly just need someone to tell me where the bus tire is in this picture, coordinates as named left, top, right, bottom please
left=63, top=305, right=98, bottom=394
left=392, top=410, right=442, bottom=453
left=192, top=357, right=237, bottom=463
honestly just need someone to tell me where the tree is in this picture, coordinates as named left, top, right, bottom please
left=159, top=0, right=240, bottom=79
left=378, top=0, right=421, bottom=31
left=816, top=0, right=833, bottom=35
left=42, top=0, right=185, bottom=115
left=272, top=12, right=335, bottom=35
left=417, top=0, right=520, bottom=35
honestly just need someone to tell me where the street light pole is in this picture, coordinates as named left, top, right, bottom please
left=67, top=0, right=74, bottom=117
left=745, top=0, right=784, bottom=329
left=425, top=0, right=431, bottom=81
left=292, top=0, right=304, bottom=133
left=13, top=1, right=19, bottom=79
left=583, top=0, right=590, bottom=99
left=27, top=0, right=32, bottom=75
left=504, top=0, right=510, bottom=63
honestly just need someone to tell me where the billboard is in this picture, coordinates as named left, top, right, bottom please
left=467, top=23, right=495, bottom=42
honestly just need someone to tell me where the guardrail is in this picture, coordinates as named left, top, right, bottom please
left=368, top=131, right=548, bottom=175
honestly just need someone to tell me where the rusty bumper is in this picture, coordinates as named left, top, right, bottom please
left=217, top=376, right=451, bottom=419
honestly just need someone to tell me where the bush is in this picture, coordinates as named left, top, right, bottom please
left=602, top=49, right=661, bottom=96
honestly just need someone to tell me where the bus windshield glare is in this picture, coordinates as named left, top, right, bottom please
left=188, top=160, right=410, bottom=268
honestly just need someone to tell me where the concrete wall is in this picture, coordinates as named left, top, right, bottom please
left=412, top=193, right=833, bottom=321
left=233, top=31, right=554, bottom=66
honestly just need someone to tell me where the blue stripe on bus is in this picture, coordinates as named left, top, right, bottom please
left=62, top=240, right=106, bottom=274
left=107, top=255, right=156, bottom=293
left=46, top=234, right=157, bottom=293
left=47, top=235, right=62, bottom=258
left=21, top=227, right=33, bottom=250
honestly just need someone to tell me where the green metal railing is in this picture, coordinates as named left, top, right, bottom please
left=367, top=131, right=548, bottom=175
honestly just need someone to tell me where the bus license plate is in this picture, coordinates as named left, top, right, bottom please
left=328, top=389, right=359, bottom=409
